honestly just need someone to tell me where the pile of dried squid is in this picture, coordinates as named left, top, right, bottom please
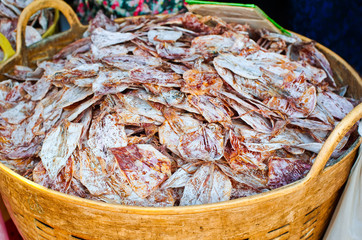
left=0, top=12, right=359, bottom=206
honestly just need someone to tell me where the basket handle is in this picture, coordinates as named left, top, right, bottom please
left=0, top=8, right=60, bottom=64
left=15, top=0, right=86, bottom=61
left=307, top=103, right=362, bottom=179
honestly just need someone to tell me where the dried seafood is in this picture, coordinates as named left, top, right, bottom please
left=0, top=11, right=359, bottom=207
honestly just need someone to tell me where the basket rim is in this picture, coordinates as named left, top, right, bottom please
left=0, top=138, right=360, bottom=214
left=0, top=161, right=304, bottom=213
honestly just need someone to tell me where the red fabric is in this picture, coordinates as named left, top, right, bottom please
left=5, top=219, right=22, bottom=240
left=0, top=211, right=22, bottom=240
left=0, top=212, right=9, bottom=240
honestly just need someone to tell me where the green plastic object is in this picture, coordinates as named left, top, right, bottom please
left=185, top=0, right=291, bottom=36
left=42, top=9, right=60, bottom=38
left=0, top=32, right=16, bottom=63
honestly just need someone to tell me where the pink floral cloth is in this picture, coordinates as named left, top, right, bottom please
left=71, top=0, right=186, bottom=23
left=0, top=213, right=9, bottom=240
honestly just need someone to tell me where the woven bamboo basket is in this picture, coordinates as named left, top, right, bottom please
left=0, top=1, right=362, bottom=239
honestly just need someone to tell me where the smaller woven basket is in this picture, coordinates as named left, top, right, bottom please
left=0, top=1, right=362, bottom=239
left=0, top=8, right=59, bottom=64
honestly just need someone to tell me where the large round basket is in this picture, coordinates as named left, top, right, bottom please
left=0, top=1, right=361, bottom=239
